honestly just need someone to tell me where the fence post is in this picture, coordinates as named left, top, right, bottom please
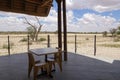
left=27, top=35, right=30, bottom=51
left=47, top=35, right=50, bottom=47
left=94, top=35, right=96, bottom=56
left=8, top=35, right=10, bottom=56
left=75, top=35, right=77, bottom=53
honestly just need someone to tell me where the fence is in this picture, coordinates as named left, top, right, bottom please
left=0, top=34, right=58, bottom=56
left=0, top=34, right=120, bottom=59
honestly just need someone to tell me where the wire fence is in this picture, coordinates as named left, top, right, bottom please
left=0, top=34, right=120, bottom=59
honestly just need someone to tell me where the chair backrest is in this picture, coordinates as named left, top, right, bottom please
left=54, top=48, right=62, bottom=61
left=28, top=52, right=35, bottom=66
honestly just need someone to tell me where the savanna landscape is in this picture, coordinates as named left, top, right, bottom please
left=0, top=32, right=120, bottom=61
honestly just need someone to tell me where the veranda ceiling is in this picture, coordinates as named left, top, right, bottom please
left=0, top=0, right=53, bottom=16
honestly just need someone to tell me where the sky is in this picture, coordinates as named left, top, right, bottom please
left=0, top=0, right=120, bottom=32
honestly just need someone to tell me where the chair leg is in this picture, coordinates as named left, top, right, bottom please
left=53, top=63, right=55, bottom=70
left=51, top=62, right=56, bottom=72
left=47, top=63, right=53, bottom=78
left=46, top=64, right=50, bottom=76
left=28, top=64, right=33, bottom=78
left=57, top=61, right=62, bottom=72
left=49, top=62, right=53, bottom=72
left=34, top=67, right=39, bottom=80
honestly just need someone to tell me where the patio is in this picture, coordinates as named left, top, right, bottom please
left=0, top=52, right=120, bottom=80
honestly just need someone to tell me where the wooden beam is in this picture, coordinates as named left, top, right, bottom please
left=63, top=0, right=67, bottom=61
left=0, top=0, right=52, bottom=16
left=9, top=0, right=14, bottom=9
left=56, top=0, right=62, bottom=49
left=40, top=0, right=53, bottom=7
left=25, top=0, right=40, bottom=5
left=26, top=0, right=52, bottom=7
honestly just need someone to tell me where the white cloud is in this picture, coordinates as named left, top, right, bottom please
left=66, top=12, right=119, bottom=32
left=0, top=10, right=119, bottom=32
left=0, top=16, right=28, bottom=31
left=67, top=10, right=74, bottom=23
left=0, top=8, right=58, bottom=32
left=93, top=5, right=109, bottom=13
left=66, top=0, right=120, bottom=12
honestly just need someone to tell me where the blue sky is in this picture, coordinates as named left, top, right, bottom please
left=0, top=0, right=120, bottom=32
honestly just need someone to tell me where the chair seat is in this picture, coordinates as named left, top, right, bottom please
left=35, top=60, right=41, bottom=64
left=35, top=62, right=47, bottom=66
left=47, top=58, right=55, bottom=62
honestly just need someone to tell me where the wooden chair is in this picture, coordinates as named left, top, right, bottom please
left=47, top=48, right=62, bottom=72
left=28, top=52, right=50, bottom=80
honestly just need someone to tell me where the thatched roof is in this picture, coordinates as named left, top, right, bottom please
left=0, top=0, right=53, bottom=16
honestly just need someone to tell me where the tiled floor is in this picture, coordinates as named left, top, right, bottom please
left=0, top=52, right=120, bottom=80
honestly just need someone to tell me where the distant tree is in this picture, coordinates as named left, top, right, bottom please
left=24, top=17, right=43, bottom=41
left=109, top=28, right=117, bottom=37
left=27, top=26, right=35, bottom=41
left=116, top=26, right=120, bottom=35
left=118, top=26, right=120, bottom=30
left=102, top=31, right=107, bottom=37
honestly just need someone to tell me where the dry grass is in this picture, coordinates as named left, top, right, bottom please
left=99, top=44, right=120, bottom=48
left=0, top=33, right=120, bottom=60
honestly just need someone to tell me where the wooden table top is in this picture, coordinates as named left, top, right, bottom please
left=28, top=48, right=59, bottom=56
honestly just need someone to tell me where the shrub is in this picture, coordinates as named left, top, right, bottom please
left=29, top=42, right=32, bottom=45
left=102, top=31, right=107, bottom=37
left=38, top=38, right=46, bottom=42
left=85, top=38, right=89, bottom=40
left=20, top=38, right=28, bottom=42
left=2, top=44, right=8, bottom=49
left=113, top=37, right=120, bottom=42
left=2, top=42, right=14, bottom=49
left=116, top=30, right=120, bottom=35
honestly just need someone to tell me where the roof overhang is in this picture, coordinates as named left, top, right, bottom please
left=0, top=0, right=53, bottom=17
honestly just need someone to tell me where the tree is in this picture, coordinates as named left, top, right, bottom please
left=27, top=26, right=35, bottom=41
left=109, top=28, right=117, bottom=37
left=102, top=31, right=107, bottom=37
left=24, top=17, right=43, bottom=41
left=116, top=26, right=120, bottom=35
left=118, top=26, right=120, bottom=30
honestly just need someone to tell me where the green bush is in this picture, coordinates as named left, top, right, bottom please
left=85, top=38, right=89, bottom=40
left=114, top=37, right=120, bottom=42
left=29, top=42, right=32, bottom=45
left=2, top=44, right=8, bottom=49
left=20, top=38, right=28, bottom=42
left=38, top=38, right=46, bottom=42
left=2, top=42, right=14, bottom=49
left=117, top=31, right=120, bottom=35
left=102, top=31, right=107, bottom=37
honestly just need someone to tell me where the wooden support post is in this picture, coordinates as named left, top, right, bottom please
left=8, top=35, right=10, bottom=56
left=47, top=35, right=50, bottom=47
left=63, top=0, right=67, bottom=61
left=27, top=35, right=30, bottom=51
left=94, top=35, right=96, bottom=56
left=75, top=35, right=77, bottom=53
left=56, top=0, right=62, bottom=49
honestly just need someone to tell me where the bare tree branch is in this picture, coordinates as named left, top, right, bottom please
left=24, top=17, right=43, bottom=41
left=35, top=16, right=41, bottom=26
left=35, top=16, right=42, bottom=33
left=24, top=17, right=37, bottom=32
left=35, top=16, right=43, bottom=41
left=24, top=17, right=37, bottom=41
